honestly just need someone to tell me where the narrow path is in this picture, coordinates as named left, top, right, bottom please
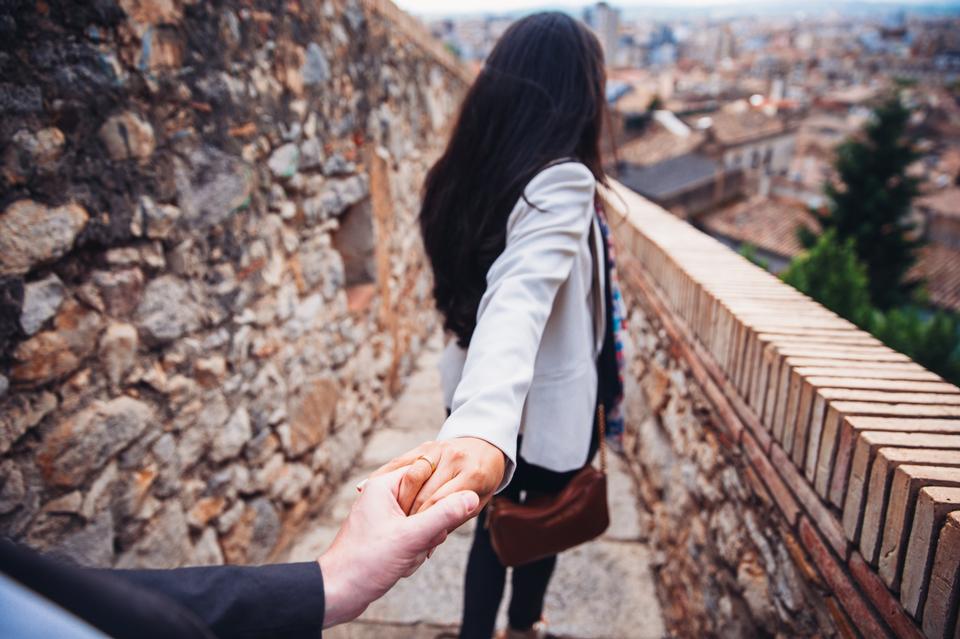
left=286, top=335, right=666, bottom=639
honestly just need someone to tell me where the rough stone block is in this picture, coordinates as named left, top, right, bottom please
left=20, top=274, right=65, bottom=335
left=134, top=276, right=202, bottom=344
left=283, top=378, right=339, bottom=457
left=0, top=200, right=88, bottom=276
left=36, top=396, right=152, bottom=488
left=99, top=111, right=155, bottom=160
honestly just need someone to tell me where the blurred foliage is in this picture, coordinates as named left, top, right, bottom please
left=738, top=242, right=770, bottom=271
left=783, top=231, right=960, bottom=386
left=443, top=42, right=462, bottom=59
left=782, top=231, right=873, bottom=326
left=808, top=95, right=923, bottom=310
left=870, top=308, right=960, bottom=385
left=893, top=76, right=918, bottom=88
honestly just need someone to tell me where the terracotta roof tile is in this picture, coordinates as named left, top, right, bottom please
left=700, top=196, right=821, bottom=259
left=617, top=124, right=706, bottom=168
left=917, top=188, right=960, bottom=220
left=912, top=244, right=960, bottom=313
left=690, top=108, right=789, bottom=147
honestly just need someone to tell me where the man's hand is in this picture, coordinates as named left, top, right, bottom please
left=371, top=437, right=506, bottom=516
left=318, top=467, right=478, bottom=628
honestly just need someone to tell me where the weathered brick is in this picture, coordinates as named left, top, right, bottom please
left=794, top=365, right=944, bottom=382
left=805, top=377, right=960, bottom=394
left=814, top=403, right=960, bottom=502
left=901, top=487, right=960, bottom=617
left=791, top=379, right=818, bottom=468
left=804, top=391, right=832, bottom=482
left=829, top=418, right=960, bottom=510
left=770, top=444, right=848, bottom=556
left=824, top=595, right=860, bottom=639
left=743, top=432, right=800, bottom=525
left=828, top=402, right=960, bottom=420
left=775, top=346, right=911, bottom=363
left=785, top=357, right=929, bottom=373
left=812, top=392, right=960, bottom=502
left=922, top=511, right=960, bottom=639
left=771, top=357, right=793, bottom=443
left=878, top=466, right=960, bottom=593
left=851, top=433, right=960, bottom=565
left=848, top=550, right=925, bottom=639
left=798, top=516, right=892, bottom=639
left=844, top=447, right=960, bottom=549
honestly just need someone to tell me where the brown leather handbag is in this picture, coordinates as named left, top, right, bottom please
left=484, top=405, right=610, bottom=567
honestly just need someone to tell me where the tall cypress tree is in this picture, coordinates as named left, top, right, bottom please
left=813, top=96, right=922, bottom=310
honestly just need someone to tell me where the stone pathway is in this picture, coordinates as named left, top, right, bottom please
left=286, top=335, right=665, bottom=639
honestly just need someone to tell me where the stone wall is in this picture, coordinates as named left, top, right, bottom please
left=603, top=182, right=960, bottom=639
left=0, top=0, right=466, bottom=568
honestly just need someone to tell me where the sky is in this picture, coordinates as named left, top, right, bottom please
left=395, top=0, right=956, bottom=16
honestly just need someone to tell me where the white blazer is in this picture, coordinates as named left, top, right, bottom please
left=436, top=161, right=605, bottom=490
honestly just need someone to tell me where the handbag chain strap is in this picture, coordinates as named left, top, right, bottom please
left=597, top=404, right=607, bottom=475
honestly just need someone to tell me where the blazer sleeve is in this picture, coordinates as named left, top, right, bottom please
left=436, top=161, right=596, bottom=490
left=107, top=561, right=326, bottom=639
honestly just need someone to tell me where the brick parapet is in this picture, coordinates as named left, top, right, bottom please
left=603, top=181, right=960, bottom=638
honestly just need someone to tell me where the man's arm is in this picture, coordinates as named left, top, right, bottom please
left=109, top=562, right=325, bottom=639
left=2, top=468, right=475, bottom=639
left=102, top=467, right=478, bottom=637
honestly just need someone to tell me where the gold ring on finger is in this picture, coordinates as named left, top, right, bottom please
left=415, top=455, right=437, bottom=474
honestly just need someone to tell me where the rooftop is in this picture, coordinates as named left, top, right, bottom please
left=700, top=195, right=821, bottom=259
left=688, top=104, right=790, bottom=147
left=916, top=187, right=960, bottom=219
left=617, top=122, right=706, bottom=169
left=913, top=243, right=960, bottom=313
left=616, top=152, right=719, bottom=200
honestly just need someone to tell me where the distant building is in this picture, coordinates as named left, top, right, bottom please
left=905, top=189, right=960, bottom=313
left=916, top=187, right=960, bottom=251
left=695, top=106, right=796, bottom=175
left=583, top=2, right=620, bottom=66
left=617, top=152, right=744, bottom=219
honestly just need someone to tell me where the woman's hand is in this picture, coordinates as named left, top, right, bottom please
left=369, top=437, right=506, bottom=516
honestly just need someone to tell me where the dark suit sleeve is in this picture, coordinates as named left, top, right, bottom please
left=107, top=561, right=326, bottom=639
left=0, top=539, right=214, bottom=639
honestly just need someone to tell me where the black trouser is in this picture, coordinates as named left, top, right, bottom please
left=458, top=430, right=599, bottom=639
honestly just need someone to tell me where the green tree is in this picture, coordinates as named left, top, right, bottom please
left=781, top=232, right=960, bottom=386
left=738, top=243, right=769, bottom=271
left=812, top=96, right=922, bottom=309
left=781, top=231, right=873, bottom=326
left=869, top=308, right=960, bottom=385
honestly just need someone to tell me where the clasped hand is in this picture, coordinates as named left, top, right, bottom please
left=371, top=436, right=507, bottom=515
left=319, top=437, right=504, bottom=628
left=318, top=466, right=479, bottom=627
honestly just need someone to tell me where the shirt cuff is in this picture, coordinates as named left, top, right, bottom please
left=436, top=418, right=517, bottom=494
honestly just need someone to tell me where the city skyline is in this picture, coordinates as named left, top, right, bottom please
left=397, top=0, right=960, bottom=17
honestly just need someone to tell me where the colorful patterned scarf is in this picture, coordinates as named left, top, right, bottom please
left=595, top=198, right=627, bottom=445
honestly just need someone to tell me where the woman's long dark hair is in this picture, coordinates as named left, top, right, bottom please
left=419, top=12, right=608, bottom=348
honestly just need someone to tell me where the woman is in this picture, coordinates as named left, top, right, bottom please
left=373, top=11, right=623, bottom=639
